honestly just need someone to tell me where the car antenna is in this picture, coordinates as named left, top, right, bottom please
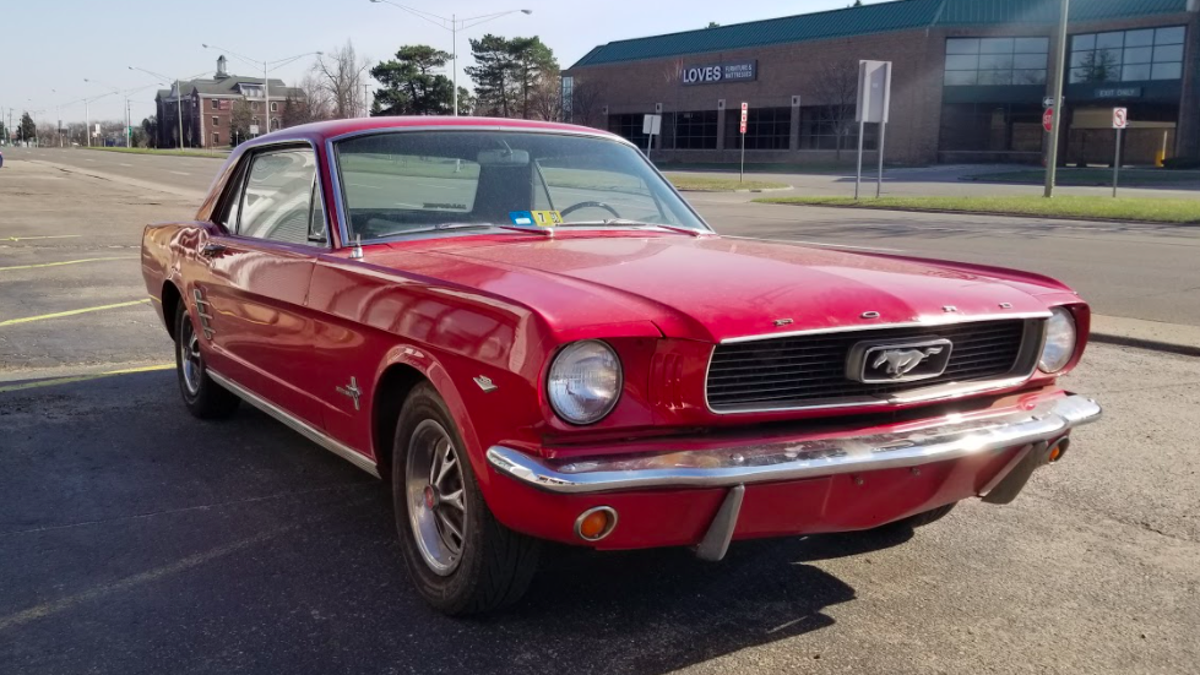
left=351, top=234, right=364, bottom=260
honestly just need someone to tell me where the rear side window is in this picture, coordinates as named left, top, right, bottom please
left=236, top=148, right=325, bottom=246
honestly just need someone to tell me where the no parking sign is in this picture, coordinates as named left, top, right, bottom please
left=1113, top=107, right=1128, bottom=129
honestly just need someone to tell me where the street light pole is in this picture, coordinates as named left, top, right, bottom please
left=1044, top=0, right=1070, bottom=198
left=368, top=1, right=533, bottom=116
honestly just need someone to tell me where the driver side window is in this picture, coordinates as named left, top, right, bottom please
left=232, top=148, right=327, bottom=246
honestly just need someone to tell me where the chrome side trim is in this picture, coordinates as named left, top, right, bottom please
left=207, top=370, right=380, bottom=478
left=486, top=394, right=1101, bottom=494
left=719, top=312, right=1052, bottom=345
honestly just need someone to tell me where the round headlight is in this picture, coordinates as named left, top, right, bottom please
left=1039, top=307, right=1077, bottom=373
left=547, top=340, right=622, bottom=425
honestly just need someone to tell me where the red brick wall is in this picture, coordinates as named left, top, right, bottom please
left=567, top=10, right=1200, bottom=164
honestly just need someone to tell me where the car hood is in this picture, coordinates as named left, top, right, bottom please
left=412, top=234, right=1063, bottom=342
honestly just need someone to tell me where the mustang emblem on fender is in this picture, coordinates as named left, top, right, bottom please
left=873, top=347, right=946, bottom=379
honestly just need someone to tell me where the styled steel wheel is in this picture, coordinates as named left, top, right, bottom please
left=173, top=298, right=239, bottom=419
left=393, top=383, right=540, bottom=615
left=405, top=420, right=467, bottom=576
left=179, top=315, right=203, bottom=396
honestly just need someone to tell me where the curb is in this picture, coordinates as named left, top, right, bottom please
left=750, top=200, right=1199, bottom=227
left=677, top=185, right=794, bottom=194
left=1090, top=333, right=1200, bottom=358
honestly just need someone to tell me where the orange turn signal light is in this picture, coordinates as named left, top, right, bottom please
left=575, top=506, right=618, bottom=542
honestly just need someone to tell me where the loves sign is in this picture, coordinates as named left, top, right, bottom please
left=681, top=61, right=757, bottom=86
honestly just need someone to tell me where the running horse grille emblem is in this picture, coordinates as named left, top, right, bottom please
left=873, top=347, right=945, bottom=379
left=848, top=338, right=955, bottom=384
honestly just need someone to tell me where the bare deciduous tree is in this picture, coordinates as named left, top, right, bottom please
left=812, top=60, right=860, bottom=160
left=569, top=78, right=606, bottom=128
left=314, top=40, right=370, bottom=119
left=283, top=73, right=333, bottom=127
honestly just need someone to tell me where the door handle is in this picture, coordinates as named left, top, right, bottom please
left=201, top=243, right=227, bottom=258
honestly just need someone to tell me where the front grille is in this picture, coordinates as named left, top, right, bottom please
left=707, top=319, right=1039, bottom=413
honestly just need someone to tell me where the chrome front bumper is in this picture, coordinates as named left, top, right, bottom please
left=487, top=395, right=1102, bottom=495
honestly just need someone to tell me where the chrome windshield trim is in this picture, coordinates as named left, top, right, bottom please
left=324, top=126, right=715, bottom=248
left=487, top=394, right=1101, bottom=494
left=207, top=370, right=380, bottom=478
left=719, top=312, right=1053, bottom=345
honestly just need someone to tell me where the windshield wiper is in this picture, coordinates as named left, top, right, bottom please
left=405, top=222, right=553, bottom=237
left=559, top=219, right=707, bottom=237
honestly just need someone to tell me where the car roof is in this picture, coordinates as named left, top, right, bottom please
left=243, top=116, right=621, bottom=147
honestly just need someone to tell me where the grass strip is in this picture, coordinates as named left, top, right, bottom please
left=753, top=195, right=1200, bottom=224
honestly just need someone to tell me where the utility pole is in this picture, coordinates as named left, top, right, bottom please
left=1044, top=0, right=1070, bottom=198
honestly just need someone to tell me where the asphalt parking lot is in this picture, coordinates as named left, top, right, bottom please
left=1, top=156, right=1198, bottom=674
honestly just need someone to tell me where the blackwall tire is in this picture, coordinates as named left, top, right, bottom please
left=174, top=300, right=239, bottom=420
left=392, top=383, right=540, bottom=616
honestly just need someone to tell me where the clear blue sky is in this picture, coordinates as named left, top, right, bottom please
left=1, top=0, right=889, bottom=126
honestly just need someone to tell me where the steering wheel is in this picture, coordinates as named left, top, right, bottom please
left=560, top=201, right=621, bottom=219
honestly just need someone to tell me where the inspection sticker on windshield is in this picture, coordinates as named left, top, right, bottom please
left=510, top=210, right=563, bottom=228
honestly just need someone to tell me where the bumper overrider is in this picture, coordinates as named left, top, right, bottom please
left=487, top=394, right=1101, bottom=559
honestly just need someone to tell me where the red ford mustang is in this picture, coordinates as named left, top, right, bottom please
left=142, top=117, right=1101, bottom=614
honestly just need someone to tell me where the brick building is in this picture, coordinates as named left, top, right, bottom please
left=563, top=0, right=1200, bottom=166
left=155, top=55, right=300, bottom=149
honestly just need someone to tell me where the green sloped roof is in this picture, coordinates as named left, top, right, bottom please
left=570, top=0, right=945, bottom=68
left=937, top=0, right=1190, bottom=24
left=570, top=0, right=1193, bottom=69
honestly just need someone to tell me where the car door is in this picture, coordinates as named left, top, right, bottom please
left=194, top=144, right=330, bottom=428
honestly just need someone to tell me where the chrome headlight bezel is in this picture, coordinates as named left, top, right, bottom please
left=546, top=340, right=623, bottom=425
left=1039, top=307, right=1078, bottom=373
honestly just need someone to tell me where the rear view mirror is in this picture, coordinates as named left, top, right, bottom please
left=477, top=149, right=530, bottom=167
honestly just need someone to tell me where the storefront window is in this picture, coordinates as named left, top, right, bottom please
left=1070, top=26, right=1186, bottom=83
left=608, top=113, right=650, bottom=148
left=724, top=107, right=791, bottom=150
left=672, top=110, right=719, bottom=150
left=939, top=102, right=1044, bottom=153
left=944, top=37, right=1049, bottom=86
left=799, top=106, right=876, bottom=151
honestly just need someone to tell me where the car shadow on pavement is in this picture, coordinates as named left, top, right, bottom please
left=0, top=371, right=917, bottom=675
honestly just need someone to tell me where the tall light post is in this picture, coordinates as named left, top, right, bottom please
left=368, top=0, right=533, bottom=116
left=202, top=45, right=323, bottom=134
left=26, top=102, right=46, bottom=147
left=84, top=78, right=133, bottom=148
left=1044, top=0, right=1071, bottom=198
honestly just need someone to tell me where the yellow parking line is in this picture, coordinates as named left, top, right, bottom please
left=0, top=257, right=138, bottom=272
left=0, top=364, right=174, bottom=394
left=3, top=235, right=83, bottom=242
left=0, top=299, right=150, bottom=328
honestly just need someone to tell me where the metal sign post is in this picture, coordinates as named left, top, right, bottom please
left=642, top=114, right=662, bottom=161
left=1112, top=107, right=1128, bottom=198
left=739, top=102, right=748, bottom=183
left=855, top=60, right=892, bottom=201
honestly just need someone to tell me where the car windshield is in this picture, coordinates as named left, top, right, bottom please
left=334, top=130, right=710, bottom=241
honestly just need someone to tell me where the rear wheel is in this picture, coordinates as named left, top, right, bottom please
left=392, top=383, right=540, bottom=615
left=174, top=301, right=239, bottom=419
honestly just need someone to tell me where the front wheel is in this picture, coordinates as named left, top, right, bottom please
left=392, top=383, right=540, bottom=615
